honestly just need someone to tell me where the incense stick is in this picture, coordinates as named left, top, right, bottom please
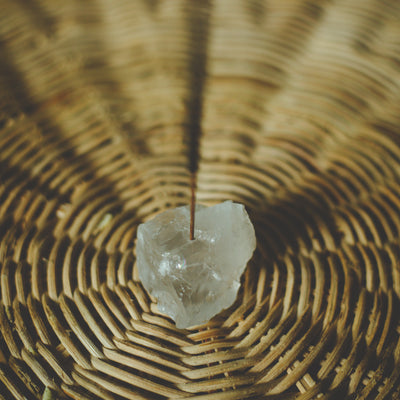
left=186, top=2, right=211, bottom=240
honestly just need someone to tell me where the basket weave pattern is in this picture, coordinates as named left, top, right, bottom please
left=1, top=0, right=400, bottom=398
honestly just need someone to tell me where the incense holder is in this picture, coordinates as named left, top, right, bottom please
left=136, top=201, right=256, bottom=329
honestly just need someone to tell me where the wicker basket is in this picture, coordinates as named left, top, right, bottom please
left=1, top=0, right=400, bottom=398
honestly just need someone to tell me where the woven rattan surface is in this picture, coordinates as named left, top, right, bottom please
left=1, top=0, right=400, bottom=399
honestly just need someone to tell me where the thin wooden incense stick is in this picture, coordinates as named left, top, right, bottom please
left=186, top=3, right=210, bottom=240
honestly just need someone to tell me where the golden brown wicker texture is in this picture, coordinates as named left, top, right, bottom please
left=1, top=0, right=400, bottom=398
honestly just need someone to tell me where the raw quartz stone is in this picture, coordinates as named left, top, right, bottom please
left=136, top=201, right=256, bottom=329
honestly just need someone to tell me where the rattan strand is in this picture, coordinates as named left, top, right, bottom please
left=1, top=0, right=400, bottom=399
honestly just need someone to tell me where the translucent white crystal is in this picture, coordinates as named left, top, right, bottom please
left=136, top=201, right=256, bottom=329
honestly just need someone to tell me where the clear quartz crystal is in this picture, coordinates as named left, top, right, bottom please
left=136, top=201, right=256, bottom=329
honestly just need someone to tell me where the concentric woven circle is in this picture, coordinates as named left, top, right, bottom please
left=1, top=0, right=400, bottom=399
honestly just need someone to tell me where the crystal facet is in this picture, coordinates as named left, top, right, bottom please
left=136, top=201, right=256, bottom=329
